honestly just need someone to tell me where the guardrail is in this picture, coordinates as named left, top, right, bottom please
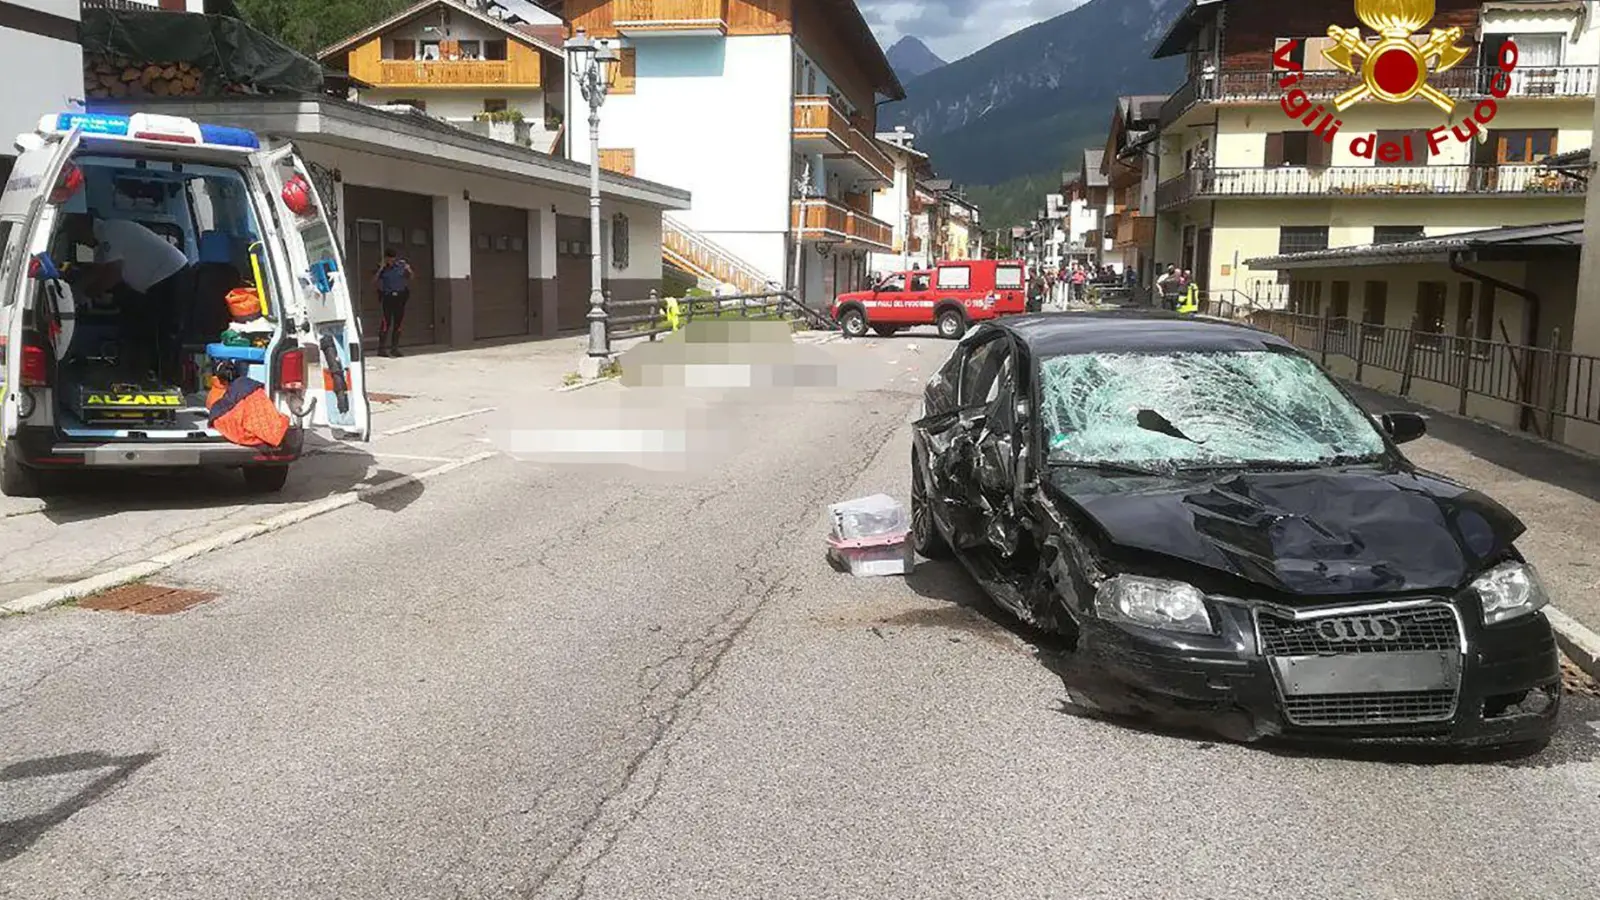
left=604, top=289, right=837, bottom=341
left=1253, top=311, right=1600, bottom=438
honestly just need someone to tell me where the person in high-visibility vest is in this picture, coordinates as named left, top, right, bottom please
left=1177, top=281, right=1199, bottom=316
left=664, top=295, right=683, bottom=331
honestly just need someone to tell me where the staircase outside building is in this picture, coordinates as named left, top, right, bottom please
left=662, top=216, right=781, bottom=296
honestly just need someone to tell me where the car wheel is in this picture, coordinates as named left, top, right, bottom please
left=242, top=465, right=290, bottom=493
left=911, top=448, right=953, bottom=559
left=936, top=308, right=965, bottom=339
left=1, top=443, right=50, bottom=498
left=839, top=308, right=868, bottom=338
left=871, top=325, right=899, bottom=337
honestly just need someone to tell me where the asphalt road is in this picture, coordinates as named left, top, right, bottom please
left=3, top=329, right=1599, bottom=899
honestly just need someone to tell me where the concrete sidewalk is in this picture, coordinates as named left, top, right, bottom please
left=1346, top=383, right=1600, bottom=637
left=0, top=335, right=593, bottom=608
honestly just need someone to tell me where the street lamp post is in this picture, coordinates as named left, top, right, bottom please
left=565, top=28, right=620, bottom=370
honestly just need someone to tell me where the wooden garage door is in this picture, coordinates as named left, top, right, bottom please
left=342, top=185, right=436, bottom=348
left=470, top=202, right=530, bottom=340
left=555, top=213, right=591, bottom=330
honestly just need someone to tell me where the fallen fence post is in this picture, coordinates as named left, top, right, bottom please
left=1399, top=318, right=1419, bottom=397
left=1354, top=323, right=1366, bottom=382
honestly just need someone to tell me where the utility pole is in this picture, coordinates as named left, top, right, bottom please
left=790, top=157, right=811, bottom=298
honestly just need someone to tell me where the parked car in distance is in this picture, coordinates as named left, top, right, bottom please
left=832, top=259, right=1027, bottom=340
left=911, top=311, right=1560, bottom=751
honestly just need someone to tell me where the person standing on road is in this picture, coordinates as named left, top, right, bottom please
left=373, top=248, right=414, bottom=358
left=1070, top=265, right=1087, bottom=304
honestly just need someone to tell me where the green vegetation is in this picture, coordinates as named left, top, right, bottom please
left=235, top=0, right=413, bottom=55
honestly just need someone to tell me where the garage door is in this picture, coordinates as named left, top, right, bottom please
left=470, top=202, right=530, bottom=340
left=342, top=185, right=436, bottom=348
left=555, top=214, right=591, bottom=331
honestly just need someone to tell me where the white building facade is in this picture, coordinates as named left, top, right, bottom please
left=1, top=0, right=83, bottom=182
left=559, top=0, right=904, bottom=307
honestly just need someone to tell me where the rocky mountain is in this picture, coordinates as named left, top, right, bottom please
left=886, top=35, right=946, bottom=82
left=882, top=0, right=1187, bottom=190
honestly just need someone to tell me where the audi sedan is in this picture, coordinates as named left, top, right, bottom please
left=911, top=312, right=1560, bottom=751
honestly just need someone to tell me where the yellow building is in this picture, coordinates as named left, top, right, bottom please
left=1151, top=0, right=1596, bottom=308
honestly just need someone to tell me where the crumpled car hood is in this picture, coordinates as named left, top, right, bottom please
left=1047, top=467, right=1525, bottom=596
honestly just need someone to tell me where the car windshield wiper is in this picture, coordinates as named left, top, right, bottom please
left=1181, top=452, right=1386, bottom=472
left=1049, top=460, right=1170, bottom=476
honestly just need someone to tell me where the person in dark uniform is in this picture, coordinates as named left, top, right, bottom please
left=373, top=248, right=414, bottom=358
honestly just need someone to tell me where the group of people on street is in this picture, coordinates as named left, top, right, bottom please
left=1157, top=265, right=1200, bottom=315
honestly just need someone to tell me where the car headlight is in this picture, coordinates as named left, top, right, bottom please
left=1472, top=562, right=1548, bottom=625
left=1094, top=575, right=1214, bottom=634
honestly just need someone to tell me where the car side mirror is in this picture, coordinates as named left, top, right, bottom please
left=1380, top=411, right=1426, bottom=444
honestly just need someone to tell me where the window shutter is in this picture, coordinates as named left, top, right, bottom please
left=611, top=48, right=637, bottom=94
left=1265, top=132, right=1285, bottom=167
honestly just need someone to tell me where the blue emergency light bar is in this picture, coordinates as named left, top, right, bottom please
left=43, top=112, right=261, bottom=151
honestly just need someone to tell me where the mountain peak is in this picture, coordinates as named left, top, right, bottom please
left=886, top=35, right=947, bottom=83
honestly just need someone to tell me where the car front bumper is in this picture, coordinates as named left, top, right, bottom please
left=1064, top=605, right=1560, bottom=749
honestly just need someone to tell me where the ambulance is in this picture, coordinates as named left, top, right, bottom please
left=0, top=112, right=370, bottom=496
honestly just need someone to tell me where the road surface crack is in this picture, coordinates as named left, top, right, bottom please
left=522, top=413, right=902, bottom=899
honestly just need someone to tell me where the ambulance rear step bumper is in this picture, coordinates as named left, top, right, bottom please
left=15, top=428, right=304, bottom=469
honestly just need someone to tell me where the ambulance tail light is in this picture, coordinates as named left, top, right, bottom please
left=20, top=344, right=49, bottom=387
left=48, top=164, right=83, bottom=205
left=277, top=348, right=306, bottom=391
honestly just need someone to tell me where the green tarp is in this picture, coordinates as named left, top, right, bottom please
left=81, top=8, right=323, bottom=96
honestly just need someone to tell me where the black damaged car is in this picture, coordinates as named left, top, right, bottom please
left=910, top=312, right=1559, bottom=750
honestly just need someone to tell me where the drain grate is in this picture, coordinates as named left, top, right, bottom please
left=368, top=393, right=412, bottom=404
left=78, top=583, right=217, bottom=615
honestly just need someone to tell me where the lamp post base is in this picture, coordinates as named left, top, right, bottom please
left=577, top=353, right=615, bottom=380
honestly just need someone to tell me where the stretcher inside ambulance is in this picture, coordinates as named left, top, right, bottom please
left=0, top=112, right=371, bottom=497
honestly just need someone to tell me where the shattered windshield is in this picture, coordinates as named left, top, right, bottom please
left=1039, top=350, right=1388, bottom=469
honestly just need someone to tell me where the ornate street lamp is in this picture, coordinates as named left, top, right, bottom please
left=565, top=28, right=621, bottom=365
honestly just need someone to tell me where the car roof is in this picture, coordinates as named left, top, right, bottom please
left=988, top=310, right=1298, bottom=355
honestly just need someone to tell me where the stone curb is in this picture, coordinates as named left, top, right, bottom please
left=0, top=451, right=498, bottom=616
left=1547, top=605, right=1600, bottom=681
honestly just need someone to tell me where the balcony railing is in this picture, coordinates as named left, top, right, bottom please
left=1160, top=65, right=1600, bottom=126
left=377, top=59, right=513, bottom=86
left=792, top=198, right=893, bottom=250
left=1156, top=164, right=1580, bottom=209
left=793, top=96, right=893, bottom=184
left=614, top=0, right=729, bottom=33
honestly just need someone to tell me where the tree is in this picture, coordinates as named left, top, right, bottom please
left=235, top=0, right=416, bottom=56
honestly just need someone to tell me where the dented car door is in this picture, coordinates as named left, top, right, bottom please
left=916, top=327, right=1017, bottom=548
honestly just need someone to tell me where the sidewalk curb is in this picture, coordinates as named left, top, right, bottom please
left=0, top=451, right=498, bottom=617
left=1547, top=605, right=1600, bottom=680
left=557, top=376, right=618, bottom=392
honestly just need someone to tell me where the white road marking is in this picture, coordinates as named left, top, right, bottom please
left=317, top=449, right=459, bottom=463
left=379, top=407, right=496, bottom=437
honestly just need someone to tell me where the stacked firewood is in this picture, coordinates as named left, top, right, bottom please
left=81, top=57, right=259, bottom=99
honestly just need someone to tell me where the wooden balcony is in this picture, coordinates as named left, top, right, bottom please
left=1156, top=164, right=1582, bottom=210
left=792, top=96, right=892, bottom=186
left=1161, top=65, right=1600, bottom=128
left=376, top=59, right=515, bottom=87
left=792, top=198, right=893, bottom=251
left=614, top=0, right=729, bottom=35
left=1114, top=213, right=1155, bottom=250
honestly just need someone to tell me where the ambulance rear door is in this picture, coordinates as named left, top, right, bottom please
left=251, top=143, right=371, bottom=442
left=2, top=129, right=82, bottom=443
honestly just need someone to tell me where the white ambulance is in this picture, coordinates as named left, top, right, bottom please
left=0, top=112, right=371, bottom=496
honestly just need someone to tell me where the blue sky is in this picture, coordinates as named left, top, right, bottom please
left=860, top=0, right=1092, bottom=62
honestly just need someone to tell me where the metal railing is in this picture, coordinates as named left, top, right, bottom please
left=605, top=290, right=837, bottom=341
left=1253, top=311, right=1600, bottom=437
left=1157, top=163, right=1578, bottom=209
left=1160, top=65, right=1600, bottom=126
left=661, top=215, right=776, bottom=295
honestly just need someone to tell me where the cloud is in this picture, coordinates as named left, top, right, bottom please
left=860, top=0, right=1091, bottom=61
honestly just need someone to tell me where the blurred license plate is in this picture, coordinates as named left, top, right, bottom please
left=1271, top=652, right=1457, bottom=696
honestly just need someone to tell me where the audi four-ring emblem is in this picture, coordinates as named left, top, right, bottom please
left=1316, top=615, right=1403, bottom=642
